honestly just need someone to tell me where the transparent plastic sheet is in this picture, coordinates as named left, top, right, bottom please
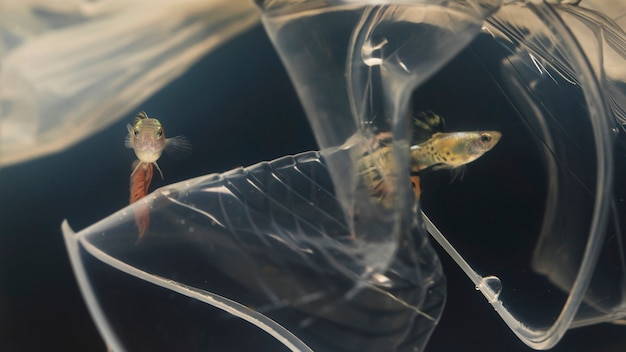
left=0, top=0, right=260, bottom=167
left=57, top=0, right=626, bottom=351
left=409, top=0, right=625, bottom=349
left=63, top=151, right=446, bottom=352
left=550, top=1, right=626, bottom=133
left=260, top=0, right=624, bottom=349
left=258, top=0, right=499, bottom=277
left=526, top=0, right=626, bottom=328
left=60, top=1, right=505, bottom=350
left=254, top=0, right=498, bottom=348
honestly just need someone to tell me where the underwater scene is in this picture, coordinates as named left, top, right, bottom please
left=1, top=1, right=626, bottom=351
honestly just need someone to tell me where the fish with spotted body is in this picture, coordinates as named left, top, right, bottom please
left=409, top=130, right=501, bottom=195
left=351, top=112, right=501, bottom=206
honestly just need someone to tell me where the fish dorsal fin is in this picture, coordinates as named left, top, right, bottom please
left=134, top=111, right=149, bottom=124
left=412, top=111, right=445, bottom=144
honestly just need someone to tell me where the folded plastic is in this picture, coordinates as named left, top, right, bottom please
left=62, top=151, right=446, bottom=351
left=0, top=0, right=260, bottom=166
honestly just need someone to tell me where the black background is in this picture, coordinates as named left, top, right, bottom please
left=1, top=26, right=624, bottom=351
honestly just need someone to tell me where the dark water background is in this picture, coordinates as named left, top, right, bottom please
left=0, top=26, right=624, bottom=351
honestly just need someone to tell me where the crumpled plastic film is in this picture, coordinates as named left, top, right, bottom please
left=535, top=0, right=626, bottom=328
left=484, top=0, right=626, bottom=327
left=552, top=2, right=626, bottom=130
left=0, top=0, right=260, bottom=167
left=416, top=0, right=624, bottom=348
left=63, top=151, right=446, bottom=352
left=58, top=0, right=626, bottom=350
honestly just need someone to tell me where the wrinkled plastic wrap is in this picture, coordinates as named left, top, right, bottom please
left=63, top=151, right=446, bottom=351
left=419, top=0, right=626, bottom=348
left=256, top=0, right=626, bottom=349
left=521, top=0, right=626, bottom=330
left=0, top=0, right=260, bottom=167
left=57, top=0, right=626, bottom=351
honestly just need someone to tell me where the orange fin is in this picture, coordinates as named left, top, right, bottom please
left=411, top=175, right=422, bottom=200
left=130, top=160, right=153, bottom=241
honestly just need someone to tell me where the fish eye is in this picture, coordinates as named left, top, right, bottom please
left=157, top=128, right=163, bottom=137
left=480, top=133, right=492, bottom=143
left=133, top=128, right=139, bottom=137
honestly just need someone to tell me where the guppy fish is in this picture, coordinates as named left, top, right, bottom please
left=352, top=112, right=501, bottom=206
left=125, top=111, right=191, bottom=241
left=409, top=130, right=501, bottom=196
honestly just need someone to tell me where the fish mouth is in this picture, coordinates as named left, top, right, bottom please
left=488, top=131, right=502, bottom=148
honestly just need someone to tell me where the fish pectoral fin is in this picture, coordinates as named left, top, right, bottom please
left=430, top=163, right=455, bottom=171
left=449, top=165, right=467, bottom=182
left=164, top=135, right=192, bottom=159
left=125, top=124, right=134, bottom=149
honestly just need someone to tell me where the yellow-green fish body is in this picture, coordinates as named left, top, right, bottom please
left=125, top=111, right=191, bottom=179
left=351, top=114, right=501, bottom=205
left=410, top=131, right=501, bottom=173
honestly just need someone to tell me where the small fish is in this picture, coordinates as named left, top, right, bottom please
left=125, top=111, right=191, bottom=179
left=410, top=131, right=502, bottom=173
left=352, top=113, right=501, bottom=205
left=125, top=111, right=191, bottom=241
left=350, top=130, right=398, bottom=208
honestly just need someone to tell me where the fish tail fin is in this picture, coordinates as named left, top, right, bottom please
left=130, top=160, right=153, bottom=242
left=134, top=201, right=150, bottom=244
left=130, top=161, right=153, bottom=203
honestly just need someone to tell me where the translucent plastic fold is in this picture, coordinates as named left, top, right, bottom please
left=417, top=0, right=626, bottom=349
left=0, top=0, right=260, bottom=167
left=259, top=0, right=625, bottom=349
left=63, top=151, right=446, bottom=352
left=59, top=0, right=626, bottom=351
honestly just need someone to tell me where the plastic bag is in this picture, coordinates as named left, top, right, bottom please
left=60, top=0, right=626, bottom=350
left=0, top=0, right=260, bottom=167
left=419, top=0, right=626, bottom=348
left=63, top=151, right=446, bottom=351
left=260, top=0, right=626, bottom=349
